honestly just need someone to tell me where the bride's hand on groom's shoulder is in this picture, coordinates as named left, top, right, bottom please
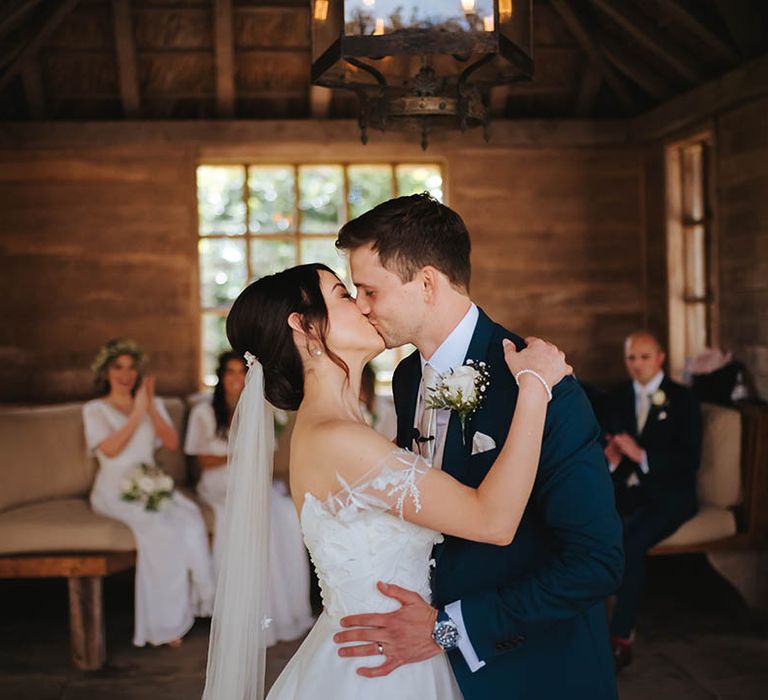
left=503, top=336, right=573, bottom=390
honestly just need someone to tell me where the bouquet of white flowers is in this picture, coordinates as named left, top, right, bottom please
left=426, top=359, right=491, bottom=436
left=121, top=463, right=175, bottom=512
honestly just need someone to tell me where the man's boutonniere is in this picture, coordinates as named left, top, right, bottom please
left=651, top=389, right=669, bottom=420
left=426, top=360, right=491, bottom=439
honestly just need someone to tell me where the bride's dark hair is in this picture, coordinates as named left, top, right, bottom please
left=226, top=263, right=348, bottom=410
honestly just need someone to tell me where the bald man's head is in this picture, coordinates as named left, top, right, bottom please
left=624, top=331, right=665, bottom=385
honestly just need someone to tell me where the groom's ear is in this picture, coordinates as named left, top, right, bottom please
left=421, top=266, right=439, bottom=301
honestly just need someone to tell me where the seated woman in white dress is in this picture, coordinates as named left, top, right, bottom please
left=83, top=338, right=215, bottom=648
left=185, top=350, right=314, bottom=645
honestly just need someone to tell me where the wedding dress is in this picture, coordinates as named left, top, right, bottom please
left=266, top=448, right=463, bottom=700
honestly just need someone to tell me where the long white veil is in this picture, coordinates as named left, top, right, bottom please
left=203, top=355, right=274, bottom=700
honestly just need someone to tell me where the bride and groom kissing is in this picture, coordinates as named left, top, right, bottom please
left=203, top=194, right=624, bottom=699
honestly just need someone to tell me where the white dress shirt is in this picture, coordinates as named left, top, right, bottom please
left=415, top=303, right=486, bottom=672
left=632, top=370, right=664, bottom=475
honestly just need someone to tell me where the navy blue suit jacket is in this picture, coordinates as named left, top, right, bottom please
left=392, top=309, right=623, bottom=700
left=603, top=377, right=701, bottom=520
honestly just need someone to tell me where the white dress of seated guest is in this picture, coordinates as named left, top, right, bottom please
left=184, top=397, right=314, bottom=645
left=83, top=397, right=215, bottom=647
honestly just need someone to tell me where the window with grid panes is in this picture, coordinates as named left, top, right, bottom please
left=196, top=163, right=444, bottom=387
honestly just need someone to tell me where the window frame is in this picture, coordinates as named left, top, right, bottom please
left=665, top=129, right=719, bottom=380
left=195, top=160, right=446, bottom=389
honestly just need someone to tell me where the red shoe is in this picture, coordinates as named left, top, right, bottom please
left=611, top=636, right=633, bottom=672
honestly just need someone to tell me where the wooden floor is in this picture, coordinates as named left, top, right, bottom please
left=0, top=555, right=765, bottom=699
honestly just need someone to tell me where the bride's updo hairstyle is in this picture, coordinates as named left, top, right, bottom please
left=226, top=263, right=348, bottom=410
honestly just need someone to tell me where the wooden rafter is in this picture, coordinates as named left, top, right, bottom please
left=309, top=85, right=332, bottom=118
left=213, top=0, right=236, bottom=118
left=21, top=52, right=44, bottom=119
left=0, top=0, right=45, bottom=42
left=550, top=0, right=635, bottom=113
left=573, top=61, right=602, bottom=117
left=111, top=0, right=140, bottom=118
left=713, top=0, right=764, bottom=57
left=600, top=38, right=670, bottom=100
left=589, top=0, right=701, bottom=84
left=0, top=0, right=81, bottom=94
left=663, top=0, right=739, bottom=65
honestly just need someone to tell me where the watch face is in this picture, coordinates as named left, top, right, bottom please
left=434, top=620, right=460, bottom=650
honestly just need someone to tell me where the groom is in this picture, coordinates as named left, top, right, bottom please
left=334, top=194, right=624, bottom=699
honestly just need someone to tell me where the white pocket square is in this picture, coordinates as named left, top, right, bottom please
left=472, top=431, right=496, bottom=455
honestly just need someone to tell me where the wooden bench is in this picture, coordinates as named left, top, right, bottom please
left=0, top=551, right=136, bottom=670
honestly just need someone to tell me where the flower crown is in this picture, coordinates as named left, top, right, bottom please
left=91, top=339, right=145, bottom=375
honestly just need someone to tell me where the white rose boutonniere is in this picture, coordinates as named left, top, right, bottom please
left=651, top=389, right=667, bottom=407
left=426, top=360, right=491, bottom=438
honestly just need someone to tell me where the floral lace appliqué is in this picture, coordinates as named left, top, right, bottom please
left=328, top=448, right=429, bottom=520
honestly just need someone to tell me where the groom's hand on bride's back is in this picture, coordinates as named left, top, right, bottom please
left=333, top=581, right=441, bottom=677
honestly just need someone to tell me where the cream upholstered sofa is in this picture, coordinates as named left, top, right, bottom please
left=653, top=403, right=742, bottom=550
left=0, top=398, right=213, bottom=670
left=0, top=399, right=213, bottom=555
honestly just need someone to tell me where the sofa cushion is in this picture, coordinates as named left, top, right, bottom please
left=0, top=493, right=215, bottom=556
left=156, top=397, right=188, bottom=484
left=698, top=404, right=742, bottom=509
left=0, top=498, right=136, bottom=554
left=0, top=398, right=191, bottom=514
left=0, top=403, right=95, bottom=513
left=655, top=505, right=737, bottom=548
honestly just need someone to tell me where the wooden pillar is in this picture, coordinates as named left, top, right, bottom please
left=67, top=576, right=106, bottom=670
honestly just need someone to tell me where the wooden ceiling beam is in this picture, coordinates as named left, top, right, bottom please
left=589, top=0, right=701, bottom=84
left=213, top=0, right=236, bottom=118
left=0, top=0, right=45, bottom=42
left=600, top=39, right=670, bottom=100
left=573, top=61, right=602, bottom=117
left=309, top=85, right=332, bottom=118
left=550, top=0, right=636, bottom=113
left=111, top=0, right=140, bottom=118
left=0, top=0, right=81, bottom=94
left=663, top=0, right=739, bottom=65
left=21, top=52, right=45, bottom=119
left=712, top=0, right=764, bottom=57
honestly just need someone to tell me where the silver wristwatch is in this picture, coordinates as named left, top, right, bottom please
left=432, top=610, right=460, bottom=651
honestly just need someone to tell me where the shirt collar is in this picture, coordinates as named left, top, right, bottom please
left=633, top=370, right=665, bottom=396
left=420, top=304, right=479, bottom=375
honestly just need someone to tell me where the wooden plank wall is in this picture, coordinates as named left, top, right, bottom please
left=717, top=97, right=768, bottom=398
left=0, top=122, right=643, bottom=403
left=0, top=144, right=200, bottom=403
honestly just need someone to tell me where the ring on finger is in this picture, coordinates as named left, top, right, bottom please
left=376, top=642, right=384, bottom=655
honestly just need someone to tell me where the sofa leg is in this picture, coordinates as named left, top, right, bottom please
left=68, top=575, right=106, bottom=670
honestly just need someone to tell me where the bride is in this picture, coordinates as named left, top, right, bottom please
left=202, top=263, right=571, bottom=699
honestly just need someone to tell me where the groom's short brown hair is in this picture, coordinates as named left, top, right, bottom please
left=336, top=193, right=471, bottom=291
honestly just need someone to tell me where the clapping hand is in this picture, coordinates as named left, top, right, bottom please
left=612, top=433, right=644, bottom=464
left=133, top=376, right=155, bottom=416
left=603, top=434, right=622, bottom=469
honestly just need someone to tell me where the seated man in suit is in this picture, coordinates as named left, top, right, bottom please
left=602, top=331, right=702, bottom=670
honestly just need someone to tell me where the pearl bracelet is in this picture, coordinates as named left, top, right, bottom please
left=514, top=369, right=553, bottom=401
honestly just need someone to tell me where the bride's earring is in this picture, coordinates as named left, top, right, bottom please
left=311, top=347, right=323, bottom=357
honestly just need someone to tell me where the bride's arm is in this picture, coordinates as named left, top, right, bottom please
left=322, top=338, right=570, bottom=546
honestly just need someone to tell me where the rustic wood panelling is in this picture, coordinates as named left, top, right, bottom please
left=717, top=97, right=768, bottom=398
left=0, top=121, right=642, bottom=403
left=0, top=145, right=199, bottom=403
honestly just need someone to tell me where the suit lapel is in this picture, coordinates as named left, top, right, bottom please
left=394, top=350, right=422, bottom=450
left=441, top=309, right=494, bottom=480
left=621, top=382, right=637, bottom=436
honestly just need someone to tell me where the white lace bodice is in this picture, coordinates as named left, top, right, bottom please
left=300, top=449, right=442, bottom=620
